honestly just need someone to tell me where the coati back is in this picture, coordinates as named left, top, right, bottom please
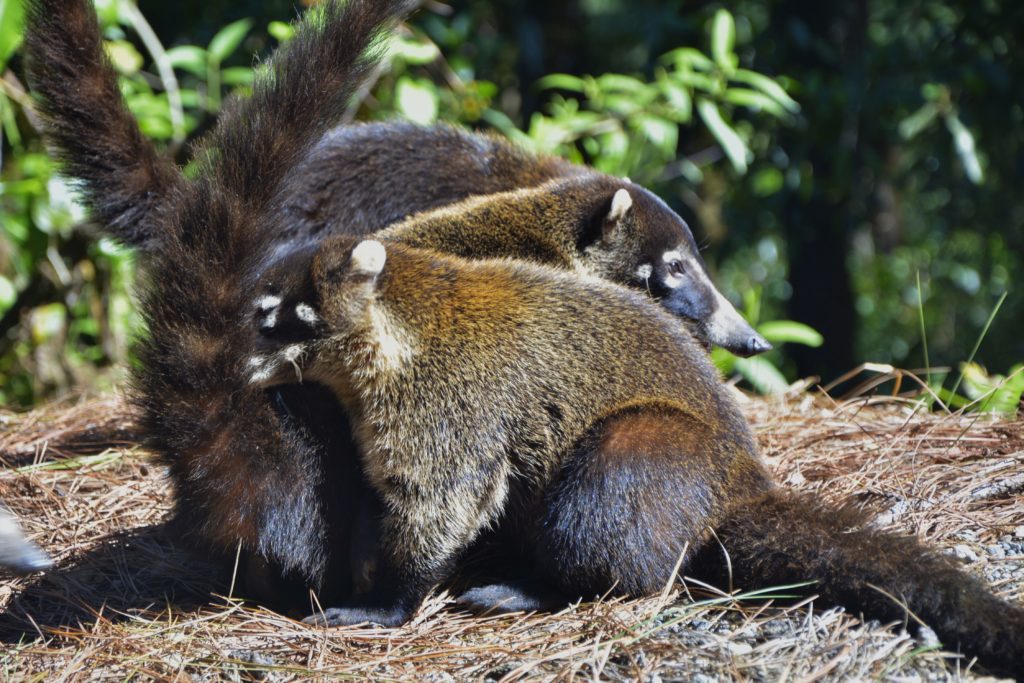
left=269, top=122, right=768, bottom=355
left=250, top=237, right=1023, bottom=677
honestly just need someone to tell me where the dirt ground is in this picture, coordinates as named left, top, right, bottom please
left=1, top=385, right=1021, bottom=681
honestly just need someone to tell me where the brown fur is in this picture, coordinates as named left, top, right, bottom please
left=250, top=238, right=1023, bottom=676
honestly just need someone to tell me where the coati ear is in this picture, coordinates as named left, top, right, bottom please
left=580, top=188, right=636, bottom=249
left=350, top=240, right=387, bottom=277
left=608, top=189, right=634, bottom=224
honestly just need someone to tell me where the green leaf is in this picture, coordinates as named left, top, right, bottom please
left=631, top=114, right=677, bottom=153
left=711, top=9, right=737, bottom=73
left=734, top=356, right=789, bottom=395
left=0, top=274, right=15, bottom=313
left=208, top=18, right=252, bottom=63
left=898, top=102, right=939, bottom=140
left=395, top=77, right=438, bottom=125
left=390, top=35, right=440, bottom=65
left=722, top=88, right=786, bottom=117
left=731, top=69, right=800, bottom=112
left=0, top=0, right=25, bottom=71
left=697, top=98, right=749, bottom=173
left=537, top=73, right=587, bottom=93
left=658, top=78, right=692, bottom=123
left=757, top=320, right=824, bottom=347
left=166, top=45, right=208, bottom=78
left=663, top=47, right=714, bottom=72
left=595, top=73, right=648, bottom=94
left=104, top=40, right=144, bottom=75
left=221, top=66, right=255, bottom=87
left=267, top=20, right=294, bottom=43
left=944, top=112, right=984, bottom=184
left=751, top=167, right=783, bottom=197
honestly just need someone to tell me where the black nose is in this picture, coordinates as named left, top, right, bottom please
left=742, top=335, right=773, bottom=357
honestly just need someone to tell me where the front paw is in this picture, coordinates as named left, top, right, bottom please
left=302, top=605, right=411, bottom=628
left=246, top=343, right=309, bottom=386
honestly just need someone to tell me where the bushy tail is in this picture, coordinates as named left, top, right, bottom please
left=191, top=0, right=411, bottom=224
left=700, top=489, right=1024, bottom=678
left=129, top=1, right=406, bottom=590
left=23, top=0, right=184, bottom=249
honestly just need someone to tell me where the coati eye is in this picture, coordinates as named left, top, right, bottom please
left=668, top=260, right=684, bottom=276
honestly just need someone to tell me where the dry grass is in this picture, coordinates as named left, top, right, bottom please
left=0, top=387, right=1021, bottom=682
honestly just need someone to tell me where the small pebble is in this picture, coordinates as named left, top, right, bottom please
left=952, top=544, right=978, bottom=562
left=987, top=544, right=1006, bottom=558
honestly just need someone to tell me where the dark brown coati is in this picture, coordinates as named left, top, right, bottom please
left=23, top=0, right=413, bottom=603
left=248, top=236, right=1023, bottom=676
left=0, top=507, right=52, bottom=576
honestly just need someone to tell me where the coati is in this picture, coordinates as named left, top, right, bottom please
left=23, top=0, right=764, bottom=599
left=24, top=1, right=1024, bottom=677
left=24, top=0, right=768, bottom=356
left=248, top=236, right=1024, bottom=676
left=0, top=506, right=51, bottom=575
left=268, top=122, right=770, bottom=357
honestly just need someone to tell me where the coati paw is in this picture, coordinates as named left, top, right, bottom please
left=246, top=344, right=307, bottom=385
left=455, top=582, right=571, bottom=615
left=302, top=605, right=409, bottom=628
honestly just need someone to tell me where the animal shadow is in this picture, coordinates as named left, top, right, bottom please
left=0, top=522, right=226, bottom=644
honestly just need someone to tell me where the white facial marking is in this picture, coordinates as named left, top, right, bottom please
left=608, top=189, right=633, bottom=223
left=635, top=263, right=653, bottom=281
left=295, top=303, right=319, bottom=325
left=661, top=249, right=700, bottom=289
left=262, top=309, right=278, bottom=329
left=256, top=295, right=281, bottom=311
left=351, top=240, right=387, bottom=276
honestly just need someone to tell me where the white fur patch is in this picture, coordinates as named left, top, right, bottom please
left=661, top=250, right=684, bottom=264
left=351, top=240, right=387, bottom=276
left=368, top=306, right=413, bottom=372
left=608, top=189, right=633, bottom=222
left=295, top=303, right=319, bottom=325
left=256, top=295, right=281, bottom=311
left=635, top=263, right=653, bottom=281
left=262, top=309, right=278, bottom=329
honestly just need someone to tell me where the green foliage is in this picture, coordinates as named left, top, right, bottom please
left=0, top=0, right=256, bottom=405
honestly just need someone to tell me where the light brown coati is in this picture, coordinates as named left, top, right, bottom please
left=248, top=236, right=1024, bottom=676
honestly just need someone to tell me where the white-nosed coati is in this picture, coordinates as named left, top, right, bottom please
left=0, top=506, right=52, bottom=576
left=23, top=0, right=765, bottom=598
left=248, top=236, right=1024, bottom=676
left=22, top=0, right=1024, bottom=677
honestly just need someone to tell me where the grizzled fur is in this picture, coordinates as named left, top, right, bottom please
left=250, top=238, right=1023, bottom=676
left=24, top=0, right=408, bottom=591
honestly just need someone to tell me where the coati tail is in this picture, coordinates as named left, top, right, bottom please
left=193, top=0, right=411, bottom=216
left=699, top=489, right=1024, bottom=678
left=23, top=0, right=184, bottom=249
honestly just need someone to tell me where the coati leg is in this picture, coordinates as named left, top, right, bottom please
left=694, top=491, right=1024, bottom=679
left=459, top=405, right=773, bottom=612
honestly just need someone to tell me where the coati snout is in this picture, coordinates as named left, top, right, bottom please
left=588, top=187, right=771, bottom=358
